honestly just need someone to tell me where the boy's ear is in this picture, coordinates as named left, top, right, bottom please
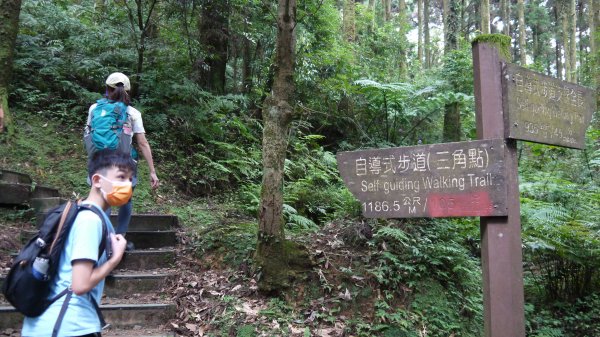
left=91, top=174, right=102, bottom=188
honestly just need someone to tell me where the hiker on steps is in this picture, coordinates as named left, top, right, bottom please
left=21, top=149, right=133, bottom=337
left=83, top=72, right=160, bottom=251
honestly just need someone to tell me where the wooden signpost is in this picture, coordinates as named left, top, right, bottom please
left=337, top=139, right=508, bottom=218
left=502, top=63, right=595, bottom=149
left=336, top=38, right=596, bottom=337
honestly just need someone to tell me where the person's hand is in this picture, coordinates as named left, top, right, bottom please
left=150, top=172, right=159, bottom=189
left=110, top=233, right=127, bottom=262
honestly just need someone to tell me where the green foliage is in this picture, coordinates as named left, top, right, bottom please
left=351, top=78, right=474, bottom=146
left=367, top=219, right=483, bottom=336
left=526, top=294, right=600, bottom=336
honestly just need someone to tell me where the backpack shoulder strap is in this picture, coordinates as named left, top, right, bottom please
left=78, top=204, right=109, bottom=259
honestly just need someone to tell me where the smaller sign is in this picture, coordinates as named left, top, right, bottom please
left=337, top=139, right=508, bottom=218
left=502, top=63, right=595, bottom=149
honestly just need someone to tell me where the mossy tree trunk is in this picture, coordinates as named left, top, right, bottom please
left=0, top=0, right=22, bottom=136
left=256, top=0, right=310, bottom=294
left=197, top=0, right=229, bottom=94
left=443, top=0, right=461, bottom=142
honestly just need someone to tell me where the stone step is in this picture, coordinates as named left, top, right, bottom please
left=117, top=248, right=176, bottom=270
left=35, top=214, right=178, bottom=231
left=104, top=273, right=171, bottom=298
left=30, top=185, right=59, bottom=199
left=0, top=272, right=171, bottom=300
left=30, top=197, right=67, bottom=214
left=8, top=248, right=176, bottom=271
left=0, top=170, right=32, bottom=184
left=21, top=230, right=178, bottom=250
left=0, top=183, right=31, bottom=205
left=0, top=303, right=175, bottom=330
left=108, top=214, right=178, bottom=231
left=103, top=328, right=175, bottom=337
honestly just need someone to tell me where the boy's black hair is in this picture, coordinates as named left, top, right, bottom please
left=88, top=149, right=136, bottom=178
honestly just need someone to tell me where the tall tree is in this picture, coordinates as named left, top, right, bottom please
left=383, top=0, right=391, bottom=22
left=501, top=0, right=510, bottom=35
left=570, top=0, right=578, bottom=82
left=481, top=0, right=491, bottom=33
left=343, top=0, right=356, bottom=42
left=590, top=0, right=596, bottom=58
left=368, top=0, right=375, bottom=11
left=555, top=3, right=564, bottom=78
left=592, top=0, right=600, bottom=107
left=120, top=0, right=159, bottom=97
left=398, top=0, right=408, bottom=77
left=418, top=0, right=424, bottom=65
left=443, top=0, right=461, bottom=142
left=256, top=0, right=308, bottom=293
left=424, top=0, right=431, bottom=68
left=562, top=1, right=572, bottom=81
left=0, top=0, right=22, bottom=135
left=197, top=0, right=229, bottom=94
left=518, top=0, right=527, bottom=65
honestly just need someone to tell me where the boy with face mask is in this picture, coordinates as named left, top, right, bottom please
left=22, top=149, right=134, bottom=337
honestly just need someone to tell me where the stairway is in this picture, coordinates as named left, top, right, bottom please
left=0, top=170, right=177, bottom=336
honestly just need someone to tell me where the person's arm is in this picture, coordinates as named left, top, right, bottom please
left=134, top=133, right=159, bottom=189
left=71, top=233, right=127, bottom=295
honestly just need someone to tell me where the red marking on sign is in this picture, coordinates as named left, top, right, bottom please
left=427, top=191, right=493, bottom=217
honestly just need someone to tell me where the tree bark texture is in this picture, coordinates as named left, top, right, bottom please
left=383, top=0, right=391, bottom=22
left=398, top=0, right=408, bottom=77
left=562, top=2, right=572, bottom=81
left=481, top=0, right=490, bottom=34
left=517, top=0, right=526, bottom=65
left=501, top=0, right=510, bottom=36
left=343, top=0, right=356, bottom=42
left=418, top=0, right=424, bottom=65
left=570, top=0, right=578, bottom=82
left=197, top=0, right=229, bottom=94
left=444, top=0, right=459, bottom=53
left=555, top=4, right=564, bottom=79
left=590, top=0, right=596, bottom=58
left=0, top=0, right=22, bottom=134
left=443, top=0, right=461, bottom=142
left=595, top=0, right=600, bottom=108
left=424, top=0, right=431, bottom=68
left=257, top=0, right=298, bottom=294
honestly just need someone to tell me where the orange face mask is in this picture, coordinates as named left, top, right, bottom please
left=97, top=175, right=133, bottom=207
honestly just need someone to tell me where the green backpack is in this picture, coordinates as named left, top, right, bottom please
left=83, top=99, right=133, bottom=158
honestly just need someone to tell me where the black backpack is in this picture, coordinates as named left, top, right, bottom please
left=2, top=200, right=110, bottom=327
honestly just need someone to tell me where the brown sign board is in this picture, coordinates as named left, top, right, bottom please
left=502, top=63, right=595, bottom=149
left=337, top=139, right=508, bottom=218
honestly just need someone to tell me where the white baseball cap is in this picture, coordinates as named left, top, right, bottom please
left=105, top=72, right=131, bottom=91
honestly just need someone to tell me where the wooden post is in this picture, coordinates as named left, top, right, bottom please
left=472, top=41, right=525, bottom=337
